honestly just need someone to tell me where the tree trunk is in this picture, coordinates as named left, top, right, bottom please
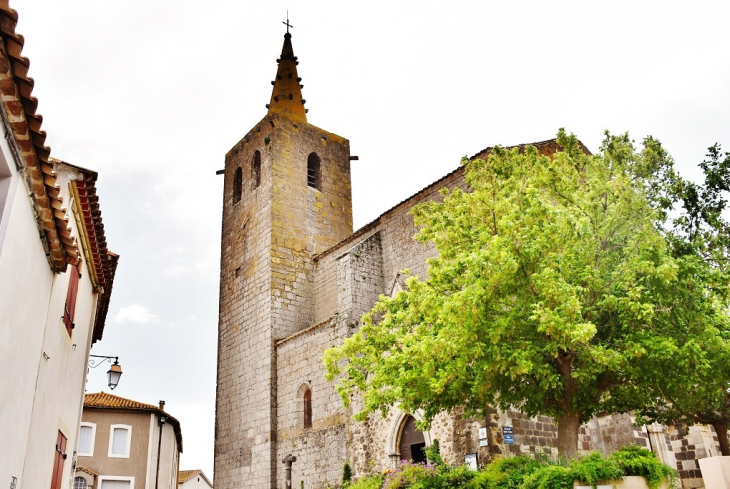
left=712, top=421, right=730, bottom=456
left=557, top=410, right=580, bottom=459
left=556, top=352, right=580, bottom=459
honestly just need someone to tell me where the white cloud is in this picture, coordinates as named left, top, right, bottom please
left=113, top=305, right=160, bottom=324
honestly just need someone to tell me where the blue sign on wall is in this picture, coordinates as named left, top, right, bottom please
left=502, top=426, right=514, bottom=444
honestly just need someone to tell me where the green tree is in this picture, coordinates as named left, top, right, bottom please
left=324, top=130, right=730, bottom=458
left=628, top=144, right=730, bottom=455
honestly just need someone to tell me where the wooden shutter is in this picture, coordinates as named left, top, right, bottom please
left=63, top=264, right=81, bottom=335
left=50, top=431, right=67, bottom=489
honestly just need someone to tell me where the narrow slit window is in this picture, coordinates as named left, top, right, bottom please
left=252, top=151, right=261, bottom=189
left=307, top=153, right=320, bottom=190
left=233, top=167, right=242, bottom=204
left=303, top=389, right=312, bottom=429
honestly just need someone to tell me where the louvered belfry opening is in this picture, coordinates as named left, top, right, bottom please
left=307, top=152, right=320, bottom=189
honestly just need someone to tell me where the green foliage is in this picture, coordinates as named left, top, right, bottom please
left=325, top=129, right=730, bottom=456
left=609, top=446, right=678, bottom=489
left=623, top=143, right=730, bottom=455
left=469, top=447, right=675, bottom=489
left=424, top=439, right=444, bottom=466
left=346, top=446, right=675, bottom=489
left=343, top=462, right=353, bottom=486
left=346, top=475, right=384, bottom=489
left=469, top=455, right=548, bottom=488
left=383, top=461, right=440, bottom=489
left=381, top=460, right=476, bottom=489
left=568, top=452, right=623, bottom=486
left=520, top=465, right=574, bottom=489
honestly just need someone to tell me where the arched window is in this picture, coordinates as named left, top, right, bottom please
left=303, top=389, right=312, bottom=429
left=73, top=477, right=88, bottom=489
left=252, top=151, right=261, bottom=189
left=233, top=167, right=242, bottom=204
left=307, top=153, right=321, bottom=190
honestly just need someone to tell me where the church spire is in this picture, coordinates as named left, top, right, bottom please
left=266, top=31, right=307, bottom=123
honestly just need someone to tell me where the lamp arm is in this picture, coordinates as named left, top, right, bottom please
left=88, top=355, right=118, bottom=369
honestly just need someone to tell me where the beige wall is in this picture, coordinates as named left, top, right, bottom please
left=80, top=409, right=180, bottom=489
left=80, top=411, right=150, bottom=487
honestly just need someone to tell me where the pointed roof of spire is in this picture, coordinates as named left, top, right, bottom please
left=267, top=32, right=307, bottom=123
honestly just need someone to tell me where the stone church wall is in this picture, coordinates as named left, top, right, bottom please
left=216, top=118, right=277, bottom=489
left=275, top=317, right=350, bottom=488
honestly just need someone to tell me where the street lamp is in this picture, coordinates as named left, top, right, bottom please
left=89, top=355, right=123, bottom=390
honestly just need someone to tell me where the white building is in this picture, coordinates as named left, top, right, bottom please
left=0, top=4, right=118, bottom=489
left=178, top=470, right=212, bottom=489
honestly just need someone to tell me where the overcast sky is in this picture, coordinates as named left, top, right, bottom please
left=12, top=0, right=730, bottom=480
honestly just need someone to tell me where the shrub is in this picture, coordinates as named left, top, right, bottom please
left=609, top=445, right=678, bottom=489
left=347, top=474, right=385, bottom=489
left=383, top=461, right=440, bottom=489
left=469, top=455, right=548, bottom=488
left=521, top=464, right=574, bottom=489
left=343, top=462, right=353, bottom=486
left=569, top=452, right=624, bottom=486
left=425, top=440, right=444, bottom=466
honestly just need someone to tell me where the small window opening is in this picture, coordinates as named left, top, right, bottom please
left=303, top=389, right=312, bottom=429
left=307, top=153, right=320, bottom=190
left=233, top=167, right=242, bottom=204
left=252, top=151, right=261, bottom=189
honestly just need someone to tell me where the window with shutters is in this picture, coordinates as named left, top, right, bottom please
left=63, top=263, right=81, bottom=336
left=108, top=425, right=132, bottom=458
left=50, top=431, right=67, bottom=489
left=307, top=153, right=321, bottom=190
left=77, top=422, right=96, bottom=456
left=233, top=167, right=242, bottom=204
left=303, top=388, right=312, bottom=429
left=252, top=151, right=261, bottom=189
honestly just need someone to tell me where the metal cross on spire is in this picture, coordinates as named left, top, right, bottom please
left=282, top=11, right=293, bottom=33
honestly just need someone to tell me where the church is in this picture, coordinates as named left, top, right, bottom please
left=213, top=30, right=721, bottom=489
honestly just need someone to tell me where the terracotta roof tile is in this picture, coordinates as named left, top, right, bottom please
left=75, top=466, right=98, bottom=477
left=84, top=392, right=184, bottom=452
left=178, top=469, right=212, bottom=486
left=58, top=160, right=118, bottom=344
left=85, top=392, right=159, bottom=410
left=0, top=3, right=78, bottom=272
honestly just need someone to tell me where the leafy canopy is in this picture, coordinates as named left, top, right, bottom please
left=324, top=130, right=728, bottom=442
left=624, top=144, right=730, bottom=454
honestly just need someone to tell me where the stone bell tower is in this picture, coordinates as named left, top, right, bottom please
left=214, top=29, right=354, bottom=489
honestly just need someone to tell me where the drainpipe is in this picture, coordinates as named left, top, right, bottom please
left=156, top=401, right=167, bottom=489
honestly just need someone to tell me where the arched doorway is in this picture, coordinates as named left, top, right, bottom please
left=399, top=415, right=426, bottom=463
